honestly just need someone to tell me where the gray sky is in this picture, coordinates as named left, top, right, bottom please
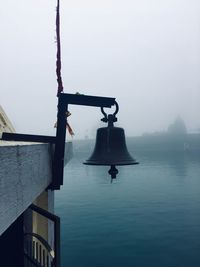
left=1, top=0, right=200, bottom=139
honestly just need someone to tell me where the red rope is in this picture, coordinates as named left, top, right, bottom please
left=56, top=0, right=64, bottom=97
left=55, top=1, right=74, bottom=135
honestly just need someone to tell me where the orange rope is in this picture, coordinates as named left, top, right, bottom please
left=54, top=112, right=74, bottom=136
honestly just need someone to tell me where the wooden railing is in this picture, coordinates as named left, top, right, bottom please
left=24, top=204, right=60, bottom=267
left=24, top=233, right=55, bottom=267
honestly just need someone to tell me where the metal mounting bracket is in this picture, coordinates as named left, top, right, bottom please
left=52, top=93, right=116, bottom=189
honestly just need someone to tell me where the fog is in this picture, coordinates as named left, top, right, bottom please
left=0, top=0, right=200, bottom=139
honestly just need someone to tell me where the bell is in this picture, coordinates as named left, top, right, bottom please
left=84, top=113, right=138, bottom=180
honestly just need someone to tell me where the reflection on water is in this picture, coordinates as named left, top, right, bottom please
left=56, top=144, right=200, bottom=267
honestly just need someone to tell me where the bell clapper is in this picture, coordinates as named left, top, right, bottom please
left=108, top=165, right=119, bottom=181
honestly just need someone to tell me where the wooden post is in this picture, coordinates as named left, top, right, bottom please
left=52, top=94, right=68, bottom=189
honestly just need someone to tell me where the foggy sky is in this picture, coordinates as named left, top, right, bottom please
left=0, top=0, right=200, bottom=139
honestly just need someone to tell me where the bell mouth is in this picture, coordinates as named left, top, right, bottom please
left=83, top=160, right=139, bottom=166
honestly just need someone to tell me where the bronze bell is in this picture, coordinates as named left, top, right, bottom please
left=84, top=104, right=139, bottom=180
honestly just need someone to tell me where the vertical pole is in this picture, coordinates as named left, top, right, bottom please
left=55, top=216, right=61, bottom=267
left=52, top=94, right=68, bottom=189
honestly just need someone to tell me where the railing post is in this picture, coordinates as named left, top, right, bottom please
left=54, top=216, right=60, bottom=267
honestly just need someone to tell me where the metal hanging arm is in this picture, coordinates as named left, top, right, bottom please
left=52, top=93, right=116, bottom=189
left=56, top=0, right=64, bottom=96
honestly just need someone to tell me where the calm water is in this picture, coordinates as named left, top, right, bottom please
left=55, top=143, right=200, bottom=267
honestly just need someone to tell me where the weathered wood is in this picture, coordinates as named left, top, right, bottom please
left=0, top=143, right=52, bottom=235
left=0, top=104, right=73, bottom=235
left=2, top=132, right=56, bottom=143
left=0, top=141, right=72, bottom=236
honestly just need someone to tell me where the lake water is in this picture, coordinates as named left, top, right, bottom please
left=55, top=141, right=200, bottom=267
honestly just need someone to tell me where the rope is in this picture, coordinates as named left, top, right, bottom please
left=55, top=1, right=74, bottom=136
left=56, top=0, right=64, bottom=97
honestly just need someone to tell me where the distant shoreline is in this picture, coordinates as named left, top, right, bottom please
left=73, top=133, right=200, bottom=153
